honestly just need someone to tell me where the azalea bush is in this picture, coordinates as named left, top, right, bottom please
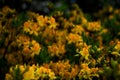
left=0, top=3, right=120, bottom=80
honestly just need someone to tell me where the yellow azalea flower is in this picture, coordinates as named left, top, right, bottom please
left=79, top=63, right=91, bottom=78
left=48, top=72, right=56, bottom=80
left=42, top=28, right=56, bottom=40
left=30, top=23, right=40, bottom=36
left=90, top=68, right=99, bottom=74
left=23, top=65, right=36, bottom=80
left=19, top=65, right=26, bottom=74
left=114, top=9, right=120, bottom=14
left=31, top=40, right=41, bottom=57
left=55, top=30, right=67, bottom=43
left=23, top=20, right=31, bottom=32
left=114, top=40, right=120, bottom=51
left=108, top=5, right=113, bottom=12
left=87, top=21, right=101, bottom=31
left=81, top=16, right=88, bottom=25
left=70, top=67, right=78, bottom=79
left=5, top=73, right=13, bottom=80
left=72, top=25, right=85, bottom=34
left=37, top=66, right=56, bottom=79
left=48, top=43, right=66, bottom=57
left=23, top=46, right=32, bottom=56
left=80, top=48, right=89, bottom=60
left=36, top=15, right=46, bottom=27
left=79, top=45, right=91, bottom=60
left=63, top=19, right=74, bottom=29
left=48, top=44, right=59, bottom=56
left=48, top=17, right=58, bottom=29
left=81, top=63, right=90, bottom=71
left=16, top=35, right=30, bottom=47
left=66, top=33, right=83, bottom=44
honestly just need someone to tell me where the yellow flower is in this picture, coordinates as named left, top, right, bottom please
left=48, top=43, right=66, bottom=57
left=43, top=28, right=56, bottom=40
left=16, top=35, right=30, bottom=47
left=36, top=15, right=45, bottom=27
left=31, top=40, right=41, bottom=57
left=90, top=68, right=99, bottom=74
left=30, top=23, right=40, bottom=36
left=66, top=33, right=83, bottom=44
left=79, top=45, right=91, bottom=60
left=114, top=40, right=120, bottom=51
left=23, top=20, right=31, bottom=32
left=19, top=65, right=26, bottom=74
left=87, top=21, right=101, bottom=31
left=72, top=25, right=85, bottom=35
left=48, top=17, right=58, bottom=29
left=23, top=46, right=32, bottom=56
left=5, top=73, right=13, bottom=80
left=48, top=72, right=56, bottom=80
left=81, top=63, right=90, bottom=71
left=23, top=65, right=36, bottom=80
left=81, top=16, right=88, bottom=25
left=80, top=48, right=89, bottom=60
left=55, top=30, right=67, bottom=43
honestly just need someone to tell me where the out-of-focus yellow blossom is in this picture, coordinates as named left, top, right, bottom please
left=49, top=60, right=71, bottom=79
left=6, top=65, right=27, bottom=80
left=79, top=63, right=99, bottom=79
left=43, top=28, right=56, bottom=41
left=77, top=45, right=91, bottom=60
left=36, top=15, right=46, bottom=27
left=76, top=42, right=87, bottom=49
left=87, top=21, right=101, bottom=32
left=16, top=35, right=30, bottom=47
left=48, top=43, right=66, bottom=57
left=30, top=40, right=41, bottom=57
left=63, top=19, right=74, bottom=29
left=23, top=64, right=37, bottom=80
left=48, top=72, right=56, bottom=80
left=55, top=30, right=67, bottom=43
left=100, top=28, right=108, bottom=34
left=72, top=25, right=85, bottom=35
left=70, top=65, right=79, bottom=79
left=47, top=16, right=58, bottom=29
left=5, top=73, right=13, bottom=80
left=81, top=16, right=88, bottom=25
left=114, top=40, right=120, bottom=52
left=81, top=63, right=90, bottom=72
left=23, top=20, right=31, bottom=33
left=23, top=46, right=32, bottom=56
left=108, top=5, right=113, bottom=13
left=30, top=23, right=40, bottom=36
left=114, top=9, right=120, bottom=14
left=37, top=66, right=56, bottom=79
left=66, top=33, right=83, bottom=44
left=90, top=68, right=99, bottom=74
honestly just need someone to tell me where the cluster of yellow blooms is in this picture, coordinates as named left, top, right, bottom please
left=48, top=42, right=66, bottom=57
left=5, top=64, right=56, bottom=80
left=111, top=40, right=120, bottom=56
left=23, top=15, right=58, bottom=36
left=16, top=35, right=41, bottom=58
left=5, top=60, right=100, bottom=80
left=78, top=63, right=99, bottom=79
left=1, top=4, right=120, bottom=80
left=87, top=21, right=101, bottom=32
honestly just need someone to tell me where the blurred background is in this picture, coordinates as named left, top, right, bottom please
left=0, top=0, right=120, bottom=14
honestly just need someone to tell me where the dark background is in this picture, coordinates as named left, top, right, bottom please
left=0, top=0, right=120, bottom=13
